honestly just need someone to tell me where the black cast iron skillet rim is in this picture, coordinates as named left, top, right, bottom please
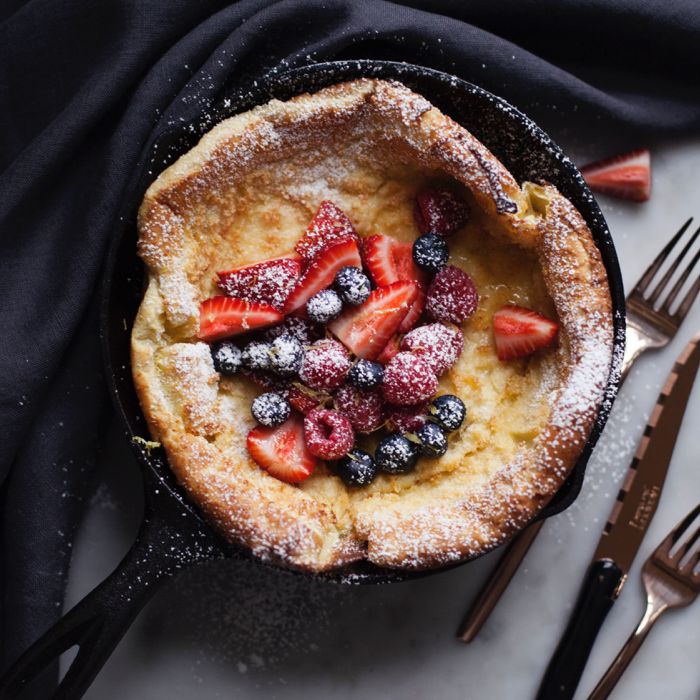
left=0, top=59, right=625, bottom=699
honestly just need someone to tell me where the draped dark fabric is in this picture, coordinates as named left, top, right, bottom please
left=2, top=0, right=699, bottom=691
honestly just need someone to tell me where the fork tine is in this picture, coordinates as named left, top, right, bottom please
left=649, top=223, right=700, bottom=306
left=660, top=244, right=700, bottom=314
left=656, top=503, right=700, bottom=555
left=680, top=543, right=700, bottom=577
left=634, top=218, right=693, bottom=296
left=674, top=522, right=700, bottom=562
left=673, top=267, right=700, bottom=320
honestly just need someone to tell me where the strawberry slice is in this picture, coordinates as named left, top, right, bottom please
left=492, top=305, right=559, bottom=361
left=247, top=415, right=317, bottom=484
left=328, top=281, right=418, bottom=360
left=363, top=234, right=426, bottom=331
left=284, top=238, right=362, bottom=314
left=363, top=233, right=425, bottom=288
left=397, top=285, right=425, bottom=333
left=217, top=255, right=301, bottom=311
left=580, top=148, right=651, bottom=202
left=198, top=296, right=283, bottom=342
left=295, top=201, right=359, bottom=262
left=376, top=334, right=402, bottom=365
left=414, top=188, right=468, bottom=236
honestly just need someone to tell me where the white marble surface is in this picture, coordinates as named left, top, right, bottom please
left=64, top=138, right=700, bottom=699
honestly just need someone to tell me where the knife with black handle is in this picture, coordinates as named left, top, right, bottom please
left=536, top=332, right=700, bottom=700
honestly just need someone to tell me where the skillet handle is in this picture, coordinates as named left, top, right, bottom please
left=0, top=500, right=220, bottom=700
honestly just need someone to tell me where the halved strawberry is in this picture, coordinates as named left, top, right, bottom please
left=247, top=416, right=317, bottom=484
left=198, top=296, right=283, bottom=342
left=580, top=148, right=651, bottom=202
left=217, top=255, right=301, bottom=311
left=363, top=233, right=425, bottom=288
left=397, top=285, right=425, bottom=333
left=414, top=188, right=468, bottom=236
left=363, top=234, right=426, bottom=331
left=295, top=201, right=359, bottom=262
left=492, top=305, right=559, bottom=361
left=328, top=281, right=418, bottom=360
left=376, top=335, right=402, bottom=365
left=283, top=238, right=362, bottom=314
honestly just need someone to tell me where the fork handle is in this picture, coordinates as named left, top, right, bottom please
left=536, top=559, right=624, bottom=700
left=587, top=599, right=667, bottom=700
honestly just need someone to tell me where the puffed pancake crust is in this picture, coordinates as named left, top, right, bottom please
left=132, top=79, right=614, bottom=573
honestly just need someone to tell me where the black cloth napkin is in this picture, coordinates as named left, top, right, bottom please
left=2, top=0, right=700, bottom=692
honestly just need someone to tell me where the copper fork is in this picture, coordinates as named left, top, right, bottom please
left=457, top=217, right=700, bottom=642
left=588, top=502, right=700, bottom=699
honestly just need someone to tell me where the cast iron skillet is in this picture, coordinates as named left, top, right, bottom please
left=0, top=60, right=625, bottom=699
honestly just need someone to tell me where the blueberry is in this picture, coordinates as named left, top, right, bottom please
left=265, top=317, right=322, bottom=345
left=241, top=341, right=272, bottom=371
left=306, top=289, right=343, bottom=323
left=348, top=359, right=384, bottom=390
left=269, top=334, right=304, bottom=377
left=413, top=233, right=449, bottom=274
left=336, top=448, right=377, bottom=486
left=375, top=434, right=420, bottom=474
left=414, top=422, right=448, bottom=458
left=251, top=392, right=291, bottom=427
left=430, top=394, right=466, bottom=432
left=334, top=266, right=371, bottom=306
left=211, top=342, right=242, bottom=376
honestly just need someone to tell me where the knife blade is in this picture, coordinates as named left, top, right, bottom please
left=536, top=332, right=700, bottom=700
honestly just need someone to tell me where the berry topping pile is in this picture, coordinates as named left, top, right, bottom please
left=194, top=192, right=558, bottom=485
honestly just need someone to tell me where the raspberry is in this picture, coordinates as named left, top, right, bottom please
left=288, top=384, right=327, bottom=415
left=298, top=339, right=351, bottom=391
left=385, top=402, right=428, bottom=432
left=334, top=385, right=384, bottom=434
left=382, top=352, right=438, bottom=405
left=425, top=265, right=478, bottom=323
left=414, top=188, right=468, bottom=237
left=400, top=323, right=464, bottom=376
left=303, top=408, right=354, bottom=460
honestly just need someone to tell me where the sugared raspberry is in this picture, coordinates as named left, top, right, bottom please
left=425, top=265, right=478, bottom=323
left=299, top=339, right=351, bottom=391
left=265, top=316, right=323, bottom=345
left=334, top=385, right=384, bottom=434
left=385, top=402, right=428, bottom=432
left=414, top=188, right=468, bottom=237
left=382, top=352, right=438, bottom=405
left=303, top=408, right=354, bottom=460
left=400, top=323, right=464, bottom=376
left=287, top=384, right=326, bottom=415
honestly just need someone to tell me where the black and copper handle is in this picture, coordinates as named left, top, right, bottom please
left=535, top=559, right=624, bottom=700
